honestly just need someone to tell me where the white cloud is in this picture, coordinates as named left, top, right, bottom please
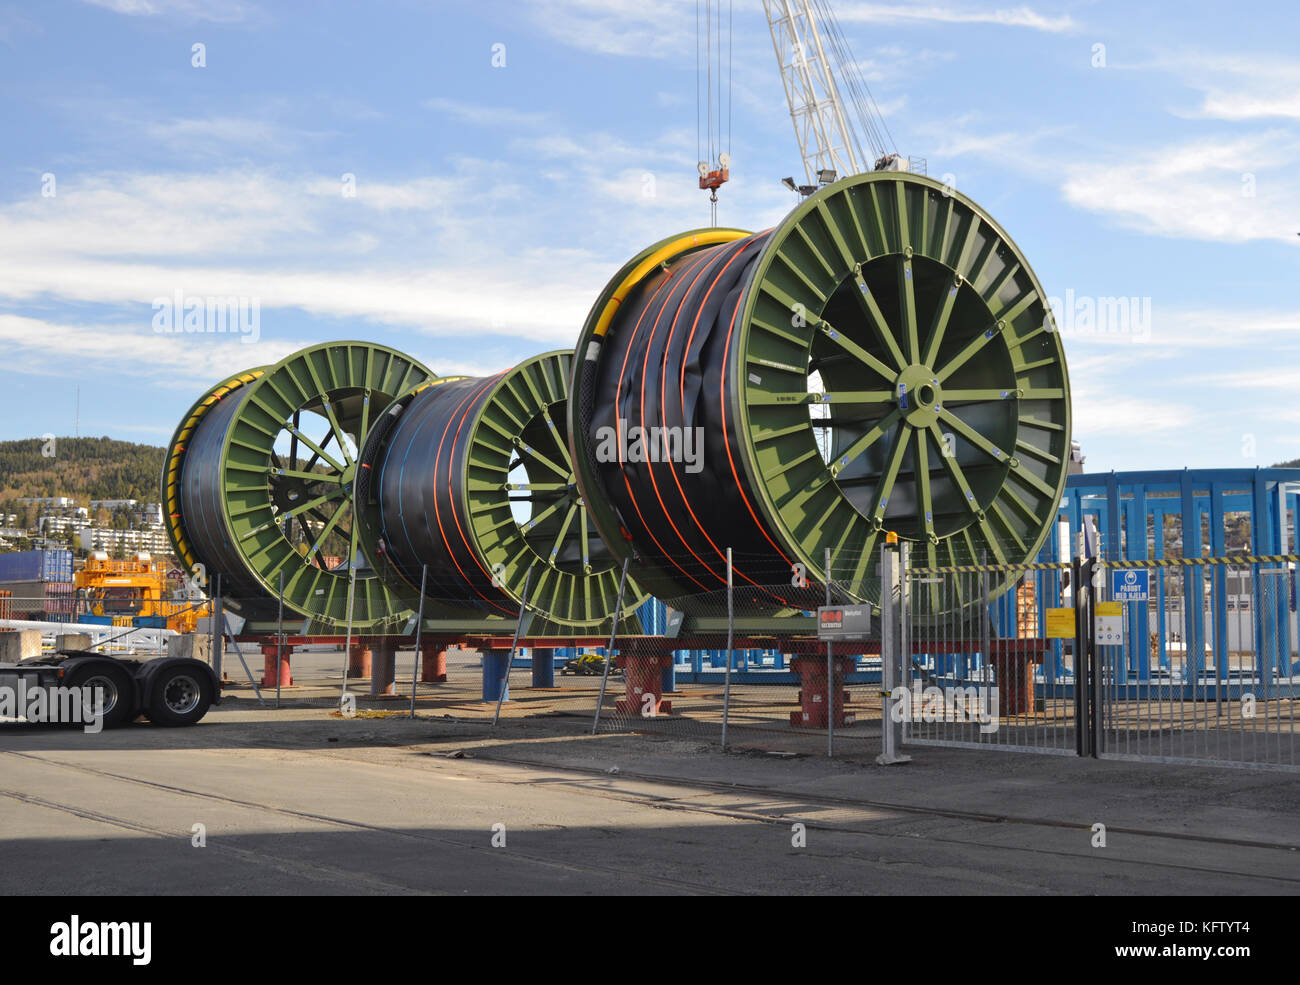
left=837, top=3, right=1076, bottom=33
left=1060, top=133, right=1300, bottom=244
left=1148, top=51, right=1300, bottom=122
left=82, top=0, right=254, bottom=22
left=424, top=98, right=548, bottom=128
left=0, top=313, right=303, bottom=385
left=523, top=0, right=694, bottom=58
left=143, top=116, right=332, bottom=155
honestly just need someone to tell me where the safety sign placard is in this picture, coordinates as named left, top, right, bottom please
left=1095, top=601, right=1123, bottom=646
left=1045, top=607, right=1074, bottom=638
left=1111, top=568, right=1149, bottom=602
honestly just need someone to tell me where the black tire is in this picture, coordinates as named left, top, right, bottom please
left=65, top=662, right=137, bottom=729
left=146, top=665, right=214, bottom=726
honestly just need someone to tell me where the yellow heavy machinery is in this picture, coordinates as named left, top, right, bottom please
left=74, top=552, right=209, bottom=633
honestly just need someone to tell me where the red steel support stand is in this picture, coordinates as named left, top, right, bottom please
left=421, top=645, right=448, bottom=683
left=615, top=652, right=673, bottom=716
left=261, top=644, right=292, bottom=687
left=991, top=650, right=1034, bottom=716
left=370, top=640, right=397, bottom=697
left=347, top=644, right=371, bottom=679
left=789, top=654, right=855, bottom=728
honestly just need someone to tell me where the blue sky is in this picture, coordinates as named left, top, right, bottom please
left=0, top=0, right=1296, bottom=472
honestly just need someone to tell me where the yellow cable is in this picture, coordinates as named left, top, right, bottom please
left=592, top=229, right=749, bottom=338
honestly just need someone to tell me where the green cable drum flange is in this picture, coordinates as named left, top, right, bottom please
left=356, top=351, right=646, bottom=629
left=569, top=172, right=1071, bottom=618
left=166, top=341, right=435, bottom=627
left=163, top=365, right=268, bottom=584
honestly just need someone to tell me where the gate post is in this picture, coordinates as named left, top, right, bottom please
left=1082, top=557, right=1102, bottom=757
left=1072, top=555, right=1088, bottom=757
left=876, top=538, right=911, bottom=766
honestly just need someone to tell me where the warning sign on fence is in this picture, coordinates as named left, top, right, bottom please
left=1045, top=607, right=1074, bottom=638
left=1095, top=601, right=1123, bottom=645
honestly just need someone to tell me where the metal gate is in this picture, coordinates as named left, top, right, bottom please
left=893, top=547, right=1299, bottom=771
left=1093, top=558, right=1297, bottom=771
left=897, top=553, right=1080, bottom=756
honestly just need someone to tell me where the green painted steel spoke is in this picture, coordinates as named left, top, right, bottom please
left=541, top=405, right=574, bottom=471
left=356, top=392, right=371, bottom=472
left=579, top=503, right=590, bottom=568
left=937, top=407, right=1008, bottom=466
left=285, top=423, right=346, bottom=474
left=914, top=428, right=935, bottom=541
left=305, top=502, right=349, bottom=559
left=828, top=407, right=904, bottom=478
left=941, top=389, right=1016, bottom=402
left=749, top=390, right=894, bottom=406
left=921, top=278, right=961, bottom=366
left=897, top=254, right=920, bottom=363
left=271, top=466, right=342, bottom=483
left=935, top=323, right=1002, bottom=383
left=866, top=422, right=912, bottom=524
left=318, top=395, right=354, bottom=467
left=848, top=527, right=878, bottom=592
left=852, top=268, right=909, bottom=371
left=288, top=411, right=299, bottom=470
left=300, top=429, right=333, bottom=472
left=977, top=516, right=1008, bottom=565
left=505, top=482, right=570, bottom=493
left=926, top=423, right=981, bottom=515
left=516, top=439, right=570, bottom=481
left=519, top=495, right=567, bottom=533
left=815, top=318, right=897, bottom=381
left=546, top=503, right=579, bottom=564
left=274, top=487, right=346, bottom=524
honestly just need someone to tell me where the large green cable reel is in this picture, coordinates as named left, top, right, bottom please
left=164, top=341, right=434, bottom=628
left=568, top=171, right=1071, bottom=621
left=353, top=351, right=648, bottom=632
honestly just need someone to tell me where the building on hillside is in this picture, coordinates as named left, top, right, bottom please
left=77, top=527, right=172, bottom=555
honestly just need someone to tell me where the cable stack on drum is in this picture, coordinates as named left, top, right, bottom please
left=353, top=351, right=646, bottom=631
left=568, top=171, right=1072, bottom=622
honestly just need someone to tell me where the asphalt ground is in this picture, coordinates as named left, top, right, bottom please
left=1, top=648, right=1297, bottom=896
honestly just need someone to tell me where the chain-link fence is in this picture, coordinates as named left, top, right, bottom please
left=156, top=550, right=1300, bottom=772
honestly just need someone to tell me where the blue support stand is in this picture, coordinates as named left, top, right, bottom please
left=531, top=648, right=555, bottom=688
left=482, top=649, right=509, bottom=702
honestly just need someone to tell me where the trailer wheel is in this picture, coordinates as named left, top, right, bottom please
left=147, top=666, right=214, bottom=726
left=65, top=663, right=136, bottom=729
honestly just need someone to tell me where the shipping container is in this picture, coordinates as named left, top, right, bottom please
left=1, top=580, right=75, bottom=620
left=0, top=548, right=74, bottom=583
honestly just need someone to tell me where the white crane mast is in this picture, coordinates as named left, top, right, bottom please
left=763, top=0, right=863, bottom=185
